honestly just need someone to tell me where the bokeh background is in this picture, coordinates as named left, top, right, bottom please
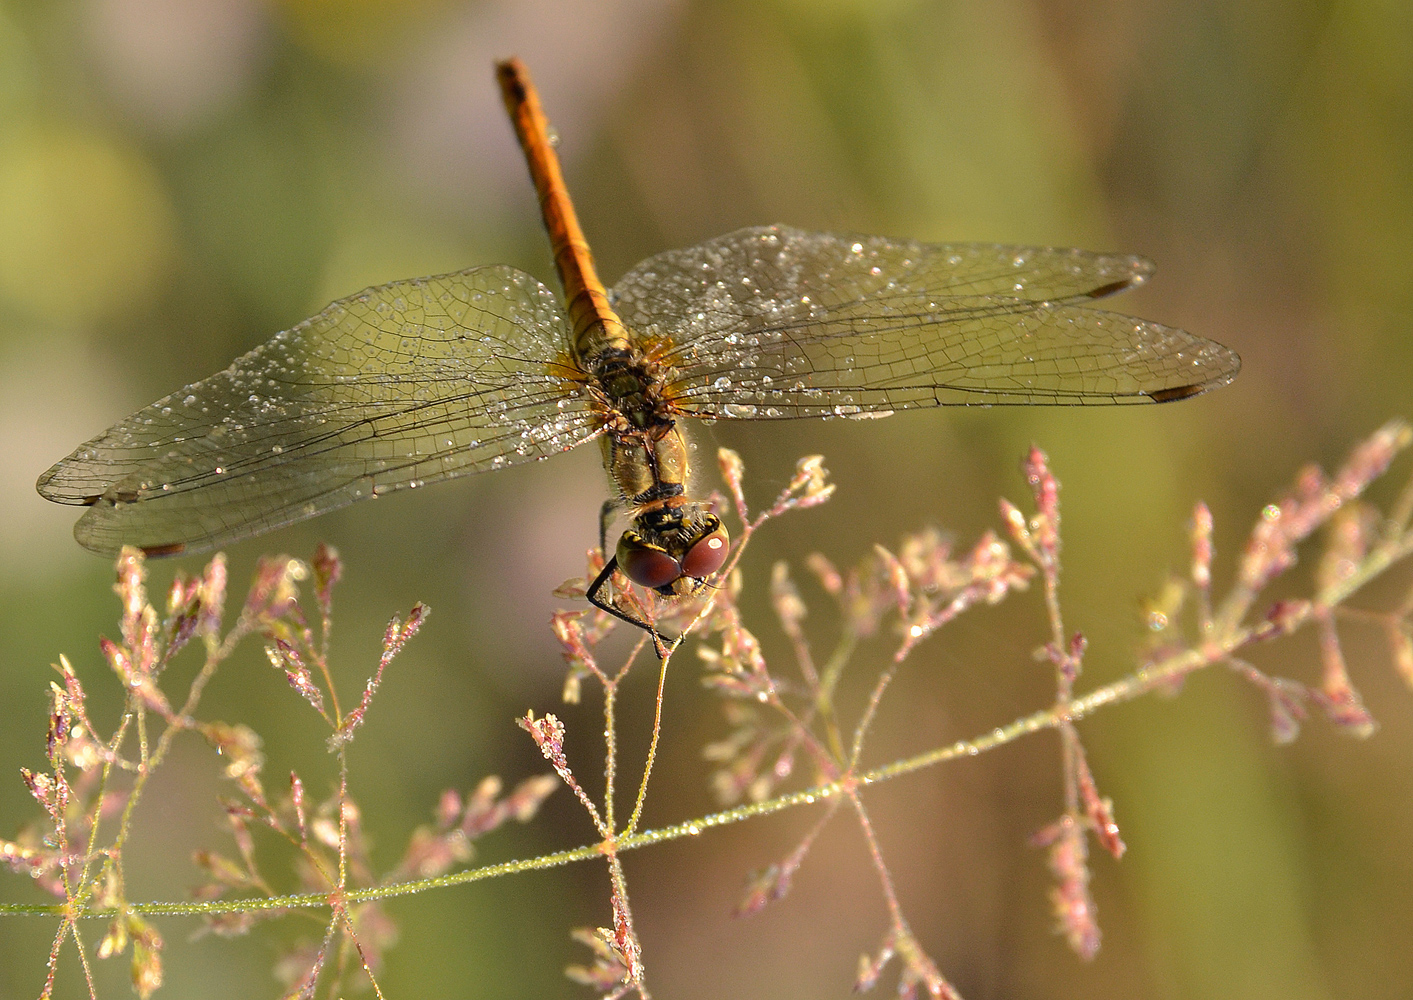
left=1, top=0, right=1411, bottom=997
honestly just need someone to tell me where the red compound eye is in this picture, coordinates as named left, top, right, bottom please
left=618, top=534, right=681, bottom=589
left=680, top=521, right=729, bottom=579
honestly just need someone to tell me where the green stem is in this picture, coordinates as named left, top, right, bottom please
left=7, top=525, right=1409, bottom=924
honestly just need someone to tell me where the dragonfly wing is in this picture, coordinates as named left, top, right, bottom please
left=610, top=225, right=1240, bottom=417
left=38, top=266, right=598, bottom=556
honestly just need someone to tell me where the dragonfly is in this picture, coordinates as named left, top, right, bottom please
left=38, top=58, right=1239, bottom=638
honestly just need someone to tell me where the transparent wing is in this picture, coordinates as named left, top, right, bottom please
left=38, top=266, right=598, bottom=556
left=610, top=225, right=1240, bottom=417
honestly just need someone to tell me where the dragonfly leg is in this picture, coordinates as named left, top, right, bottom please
left=598, top=498, right=620, bottom=557
left=586, top=555, right=671, bottom=657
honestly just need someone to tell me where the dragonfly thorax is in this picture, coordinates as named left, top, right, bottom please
left=600, top=422, right=692, bottom=506
left=586, top=348, right=678, bottom=432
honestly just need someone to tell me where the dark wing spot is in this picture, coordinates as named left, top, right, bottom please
left=1087, top=279, right=1136, bottom=299
left=1146, top=383, right=1208, bottom=403
left=141, top=542, right=187, bottom=558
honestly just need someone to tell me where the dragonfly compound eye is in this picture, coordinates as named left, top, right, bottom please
left=680, top=520, right=729, bottom=579
left=618, top=533, right=682, bottom=589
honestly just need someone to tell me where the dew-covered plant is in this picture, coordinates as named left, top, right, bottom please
left=4, top=419, right=1413, bottom=1000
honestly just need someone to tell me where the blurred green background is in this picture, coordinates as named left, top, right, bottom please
left=1, top=0, right=1411, bottom=997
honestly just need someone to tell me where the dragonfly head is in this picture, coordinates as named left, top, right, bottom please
left=617, top=502, right=729, bottom=594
